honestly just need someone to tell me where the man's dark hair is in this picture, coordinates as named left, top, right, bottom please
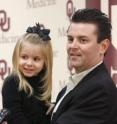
left=71, top=8, right=112, bottom=43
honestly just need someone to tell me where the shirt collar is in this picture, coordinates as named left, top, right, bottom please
left=68, top=61, right=103, bottom=87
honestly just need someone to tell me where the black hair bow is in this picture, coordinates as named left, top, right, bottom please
left=26, top=23, right=51, bottom=41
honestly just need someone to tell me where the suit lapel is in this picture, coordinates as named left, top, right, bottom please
left=52, top=89, right=73, bottom=121
left=55, top=86, right=67, bottom=103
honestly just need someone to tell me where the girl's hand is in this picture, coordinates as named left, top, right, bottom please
left=1, top=121, right=7, bottom=124
left=46, top=103, right=55, bottom=115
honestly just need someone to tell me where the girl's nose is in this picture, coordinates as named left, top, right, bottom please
left=27, top=59, right=33, bottom=66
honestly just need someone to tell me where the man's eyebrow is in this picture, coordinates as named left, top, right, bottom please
left=78, top=35, right=88, bottom=38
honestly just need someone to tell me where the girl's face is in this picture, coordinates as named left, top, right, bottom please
left=19, top=42, right=45, bottom=77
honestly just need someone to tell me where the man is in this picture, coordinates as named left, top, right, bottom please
left=51, top=8, right=117, bottom=124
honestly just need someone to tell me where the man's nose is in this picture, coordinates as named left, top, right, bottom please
left=71, top=39, right=79, bottom=48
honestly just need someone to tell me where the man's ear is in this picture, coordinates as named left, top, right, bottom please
left=100, top=39, right=110, bottom=55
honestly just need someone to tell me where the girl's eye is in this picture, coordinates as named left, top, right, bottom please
left=34, top=57, right=40, bottom=62
left=21, top=55, right=28, bottom=59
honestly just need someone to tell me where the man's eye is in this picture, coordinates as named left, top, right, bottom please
left=67, top=37, right=73, bottom=43
left=80, top=39, right=88, bottom=43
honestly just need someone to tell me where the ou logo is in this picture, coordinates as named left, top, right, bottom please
left=104, top=2, right=117, bottom=84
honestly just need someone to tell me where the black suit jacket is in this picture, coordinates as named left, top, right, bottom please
left=51, top=63, right=117, bottom=124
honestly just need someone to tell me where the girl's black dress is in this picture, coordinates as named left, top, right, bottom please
left=2, top=74, right=51, bottom=124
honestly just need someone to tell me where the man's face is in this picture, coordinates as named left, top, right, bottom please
left=67, top=22, right=108, bottom=73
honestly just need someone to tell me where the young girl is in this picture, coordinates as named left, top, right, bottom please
left=2, top=23, right=53, bottom=124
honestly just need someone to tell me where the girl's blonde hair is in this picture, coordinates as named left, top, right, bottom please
left=12, top=33, right=53, bottom=104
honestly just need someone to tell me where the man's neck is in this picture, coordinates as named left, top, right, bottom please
left=75, top=61, right=103, bottom=74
